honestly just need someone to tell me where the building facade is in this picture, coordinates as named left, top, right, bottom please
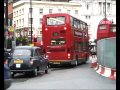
left=13, top=0, right=81, bottom=41
left=13, top=0, right=116, bottom=41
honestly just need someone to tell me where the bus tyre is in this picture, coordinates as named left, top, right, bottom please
left=83, top=56, right=88, bottom=64
left=75, top=60, right=78, bottom=66
left=73, top=60, right=78, bottom=66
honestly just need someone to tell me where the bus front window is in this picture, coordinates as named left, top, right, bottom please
left=47, top=16, right=65, bottom=25
left=51, top=38, right=66, bottom=45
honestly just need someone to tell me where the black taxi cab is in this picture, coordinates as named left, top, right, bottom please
left=9, top=46, right=49, bottom=77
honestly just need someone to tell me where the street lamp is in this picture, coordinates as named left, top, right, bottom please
left=105, top=0, right=106, bottom=19
left=4, top=0, right=8, bottom=49
left=29, top=0, right=33, bottom=44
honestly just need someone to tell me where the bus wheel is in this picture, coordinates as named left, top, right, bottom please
left=83, top=56, right=88, bottom=64
left=72, top=60, right=78, bottom=67
left=75, top=60, right=78, bottom=66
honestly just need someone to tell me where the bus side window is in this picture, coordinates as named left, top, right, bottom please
left=80, top=22, right=83, bottom=31
left=70, top=17, right=74, bottom=27
left=78, top=20, right=80, bottom=30
left=74, top=19, right=78, bottom=29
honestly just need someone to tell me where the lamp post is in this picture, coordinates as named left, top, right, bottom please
left=29, top=0, right=32, bottom=43
left=4, top=0, right=8, bottom=49
left=105, top=0, right=106, bottom=19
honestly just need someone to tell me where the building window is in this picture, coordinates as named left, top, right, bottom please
left=39, top=8, right=43, bottom=14
left=29, top=31, right=31, bottom=35
left=75, top=10, right=78, bottom=14
left=19, top=10, right=21, bottom=15
left=103, top=2, right=105, bottom=14
left=85, top=16, right=90, bottom=19
left=99, top=2, right=102, bottom=15
left=58, top=9, right=61, bottom=12
left=67, top=10, right=70, bottom=14
left=17, top=20, right=18, bottom=27
left=40, top=31, right=42, bottom=34
left=14, top=21, right=16, bottom=25
left=40, top=18, right=42, bottom=24
left=22, top=8, right=24, bottom=15
left=19, top=19, right=21, bottom=26
left=89, top=16, right=90, bottom=19
left=49, top=9, right=52, bottom=13
left=86, top=3, right=89, bottom=10
left=107, top=3, right=110, bottom=13
left=17, top=11, right=18, bottom=16
left=22, top=18, right=24, bottom=26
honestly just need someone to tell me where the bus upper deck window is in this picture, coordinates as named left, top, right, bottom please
left=99, top=25, right=107, bottom=30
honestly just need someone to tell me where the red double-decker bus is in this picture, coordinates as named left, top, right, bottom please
left=96, top=18, right=116, bottom=80
left=42, top=13, right=89, bottom=66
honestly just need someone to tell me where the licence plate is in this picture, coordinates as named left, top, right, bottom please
left=16, top=64, right=21, bottom=68
left=14, top=60, right=23, bottom=64
left=53, top=62, right=60, bottom=64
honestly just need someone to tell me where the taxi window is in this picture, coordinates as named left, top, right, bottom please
left=13, top=49, right=31, bottom=56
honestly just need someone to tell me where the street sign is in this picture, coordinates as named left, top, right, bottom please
left=10, top=26, right=14, bottom=32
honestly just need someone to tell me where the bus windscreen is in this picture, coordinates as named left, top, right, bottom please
left=47, top=16, right=65, bottom=25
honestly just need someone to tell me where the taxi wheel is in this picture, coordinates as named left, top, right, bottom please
left=11, top=73, right=15, bottom=78
left=33, top=68, right=38, bottom=76
left=45, top=65, right=49, bottom=74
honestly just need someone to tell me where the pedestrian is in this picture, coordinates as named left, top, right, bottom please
left=4, top=52, right=8, bottom=64
left=4, top=48, right=11, bottom=66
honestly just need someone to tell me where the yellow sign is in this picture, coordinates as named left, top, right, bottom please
left=10, top=26, right=14, bottom=32
left=14, top=60, right=23, bottom=64
left=29, top=44, right=34, bottom=46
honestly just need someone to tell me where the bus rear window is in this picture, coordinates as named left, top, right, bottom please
left=99, top=25, right=107, bottom=30
left=47, top=16, right=65, bottom=25
left=51, top=38, right=66, bottom=45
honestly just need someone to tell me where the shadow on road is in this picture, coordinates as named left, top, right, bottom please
left=51, top=62, right=89, bottom=71
left=12, top=72, right=45, bottom=83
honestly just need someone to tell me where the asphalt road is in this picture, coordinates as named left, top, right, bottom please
left=8, top=61, right=116, bottom=90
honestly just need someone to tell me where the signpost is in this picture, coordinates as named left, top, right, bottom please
left=12, top=24, right=16, bottom=49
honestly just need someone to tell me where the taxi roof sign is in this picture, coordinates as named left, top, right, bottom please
left=10, top=26, right=14, bottom=32
left=29, top=44, right=34, bottom=46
